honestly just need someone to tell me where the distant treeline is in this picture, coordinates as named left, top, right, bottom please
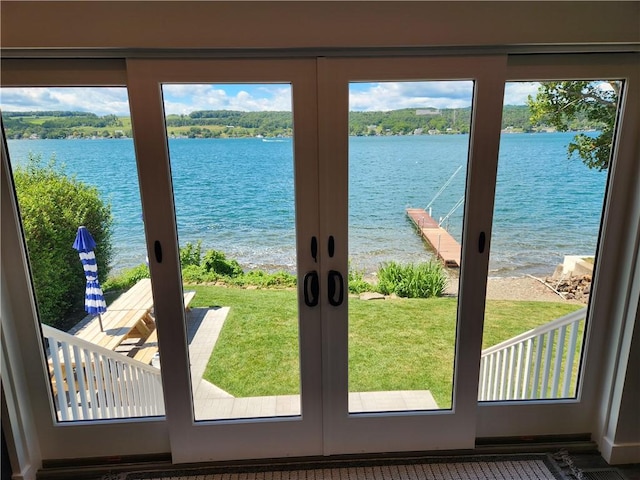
left=2, top=106, right=603, bottom=140
left=165, top=110, right=293, bottom=138
left=3, top=111, right=126, bottom=139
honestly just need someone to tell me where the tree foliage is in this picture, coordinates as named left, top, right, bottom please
left=13, top=156, right=113, bottom=328
left=528, top=81, right=620, bottom=170
left=348, top=108, right=473, bottom=136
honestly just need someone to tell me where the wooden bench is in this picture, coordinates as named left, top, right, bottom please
left=132, top=290, right=197, bottom=365
left=133, top=329, right=159, bottom=365
left=183, top=291, right=196, bottom=312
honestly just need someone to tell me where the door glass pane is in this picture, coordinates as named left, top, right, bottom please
left=1, top=87, right=162, bottom=421
left=479, top=80, right=622, bottom=401
left=347, top=80, right=474, bottom=412
left=161, top=83, right=300, bottom=420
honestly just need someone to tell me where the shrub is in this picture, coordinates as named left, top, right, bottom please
left=103, top=264, right=149, bottom=291
left=377, top=261, right=447, bottom=298
left=181, top=264, right=216, bottom=284
left=14, top=156, right=112, bottom=328
left=263, top=271, right=296, bottom=288
left=237, top=270, right=296, bottom=288
left=176, top=243, right=296, bottom=288
left=180, top=240, right=202, bottom=267
left=202, top=249, right=243, bottom=277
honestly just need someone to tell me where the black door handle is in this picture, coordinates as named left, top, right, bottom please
left=303, top=271, right=319, bottom=307
left=328, top=235, right=335, bottom=258
left=328, top=270, right=344, bottom=307
left=311, top=236, right=318, bottom=263
left=154, top=240, right=162, bottom=263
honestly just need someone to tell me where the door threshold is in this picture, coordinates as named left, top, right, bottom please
left=38, top=434, right=597, bottom=479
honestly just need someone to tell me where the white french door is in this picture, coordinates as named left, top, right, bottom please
left=126, top=56, right=509, bottom=460
left=2, top=53, right=638, bottom=466
left=125, top=55, right=507, bottom=461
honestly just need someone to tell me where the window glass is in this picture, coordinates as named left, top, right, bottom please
left=479, top=80, right=622, bottom=402
left=161, top=83, right=301, bottom=420
left=347, top=80, right=474, bottom=412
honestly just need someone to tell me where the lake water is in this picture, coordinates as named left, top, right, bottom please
left=6, top=133, right=608, bottom=278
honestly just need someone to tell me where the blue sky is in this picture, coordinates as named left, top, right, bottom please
left=0, top=82, right=540, bottom=116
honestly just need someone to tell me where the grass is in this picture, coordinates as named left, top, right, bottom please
left=194, top=287, right=300, bottom=396
left=189, top=285, right=583, bottom=407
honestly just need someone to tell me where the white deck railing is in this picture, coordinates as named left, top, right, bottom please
left=478, top=307, right=587, bottom=401
left=42, top=324, right=165, bottom=421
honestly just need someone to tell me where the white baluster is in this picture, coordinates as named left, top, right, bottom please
left=551, top=326, right=567, bottom=398
left=562, top=321, right=581, bottom=397
left=506, top=346, right=515, bottom=400
left=521, top=339, right=533, bottom=399
left=514, top=343, right=523, bottom=400
left=541, top=331, right=555, bottom=398
left=83, top=349, right=99, bottom=420
left=61, top=341, right=80, bottom=420
left=72, top=345, right=90, bottom=420
left=49, top=338, right=69, bottom=421
left=499, top=350, right=507, bottom=400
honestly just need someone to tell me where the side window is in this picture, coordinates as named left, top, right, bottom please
left=1, top=87, right=162, bottom=421
left=479, top=80, right=623, bottom=402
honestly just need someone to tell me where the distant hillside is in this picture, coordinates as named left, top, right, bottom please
left=2, top=111, right=130, bottom=139
left=2, top=106, right=602, bottom=140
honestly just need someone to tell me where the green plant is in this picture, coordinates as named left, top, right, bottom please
left=103, top=263, right=149, bottom=291
left=176, top=245, right=297, bottom=287
left=14, top=155, right=112, bottom=328
left=377, top=261, right=447, bottom=298
left=202, top=249, right=243, bottom=277
left=180, top=240, right=202, bottom=267
left=348, top=263, right=374, bottom=294
left=233, top=270, right=296, bottom=288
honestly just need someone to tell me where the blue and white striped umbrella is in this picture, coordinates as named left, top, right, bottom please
left=73, top=226, right=107, bottom=331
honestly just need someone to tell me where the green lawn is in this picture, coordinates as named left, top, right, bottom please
left=189, top=285, right=582, bottom=407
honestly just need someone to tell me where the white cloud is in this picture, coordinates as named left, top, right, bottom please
left=503, top=82, right=540, bottom=106
left=1, top=85, right=293, bottom=116
left=161, top=84, right=292, bottom=114
left=0, top=87, right=130, bottom=115
left=350, top=81, right=474, bottom=111
left=350, top=81, right=541, bottom=111
left=1, top=81, right=539, bottom=117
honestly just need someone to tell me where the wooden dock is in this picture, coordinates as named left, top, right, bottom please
left=406, top=208, right=461, bottom=268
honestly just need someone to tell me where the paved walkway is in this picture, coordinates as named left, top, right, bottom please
left=186, top=307, right=439, bottom=420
